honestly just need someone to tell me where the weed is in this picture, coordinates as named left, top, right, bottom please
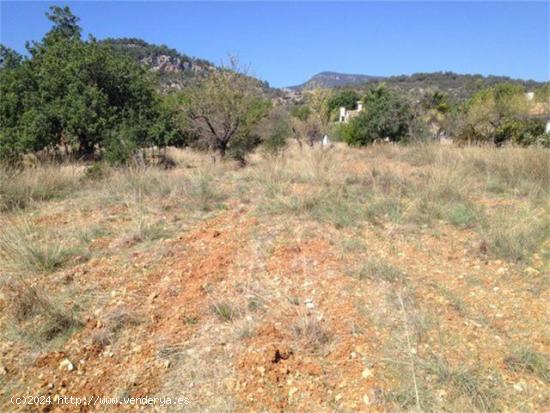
left=1, top=278, right=81, bottom=345
left=91, top=307, right=142, bottom=347
left=355, top=260, right=405, bottom=283
left=482, top=207, right=549, bottom=262
left=211, top=302, right=237, bottom=322
left=422, top=358, right=500, bottom=411
left=0, top=164, right=80, bottom=211
left=291, top=314, right=331, bottom=350
left=505, top=347, right=549, bottom=382
left=0, top=219, right=80, bottom=274
left=445, top=202, right=481, bottom=228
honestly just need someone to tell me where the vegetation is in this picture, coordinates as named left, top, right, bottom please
left=0, top=6, right=549, bottom=412
left=184, top=58, right=271, bottom=163
left=0, top=143, right=548, bottom=412
left=342, top=86, right=413, bottom=145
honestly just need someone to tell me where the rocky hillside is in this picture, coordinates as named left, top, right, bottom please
left=289, top=71, right=546, bottom=101
left=101, top=38, right=215, bottom=90
left=289, top=71, right=383, bottom=90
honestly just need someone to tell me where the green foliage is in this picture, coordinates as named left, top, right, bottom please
left=0, top=45, right=23, bottom=69
left=290, top=105, right=311, bottom=121
left=494, top=118, right=545, bottom=146
left=327, top=89, right=360, bottom=112
left=0, top=6, right=173, bottom=163
left=260, top=107, right=292, bottom=154
left=534, top=83, right=550, bottom=103
left=344, top=86, right=412, bottom=146
left=452, top=82, right=544, bottom=145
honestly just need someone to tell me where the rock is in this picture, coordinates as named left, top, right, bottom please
left=164, top=360, right=171, bottom=369
left=0, top=366, right=7, bottom=376
left=288, top=387, right=299, bottom=399
left=304, top=298, right=315, bottom=309
left=496, top=267, right=507, bottom=275
left=361, top=368, right=372, bottom=379
left=363, top=394, right=370, bottom=405
left=513, top=382, right=525, bottom=392
left=224, top=378, right=235, bottom=391
left=59, top=358, right=74, bottom=372
left=524, top=267, right=539, bottom=276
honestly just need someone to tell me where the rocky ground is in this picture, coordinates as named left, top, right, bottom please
left=0, top=143, right=548, bottom=412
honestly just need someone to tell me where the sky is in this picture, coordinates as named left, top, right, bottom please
left=1, top=1, right=549, bottom=87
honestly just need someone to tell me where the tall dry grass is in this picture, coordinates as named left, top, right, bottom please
left=0, top=164, right=82, bottom=212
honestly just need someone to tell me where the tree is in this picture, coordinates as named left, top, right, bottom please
left=0, top=6, right=168, bottom=163
left=454, top=83, right=534, bottom=145
left=184, top=58, right=271, bottom=161
left=0, top=45, right=22, bottom=70
left=289, top=89, right=332, bottom=147
left=344, top=86, right=412, bottom=146
left=327, top=89, right=360, bottom=113
left=259, top=106, right=292, bottom=154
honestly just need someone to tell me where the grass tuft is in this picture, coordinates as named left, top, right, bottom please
left=0, top=219, right=80, bottom=274
left=505, top=347, right=549, bottom=382
left=211, top=301, right=237, bottom=322
left=354, top=259, right=405, bottom=283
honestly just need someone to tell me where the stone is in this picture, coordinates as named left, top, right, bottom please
left=513, top=382, right=525, bottom=392
left=524, top=267, right=539, bottom=276
left=363, top=394, right=370, bottom=405
left=362, top=368, right=372, bottom=379
left=59, top=358, right=74, bottom=372
left=288, top=387, right=299, bottom=399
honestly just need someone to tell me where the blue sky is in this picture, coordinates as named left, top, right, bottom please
left=1, top=1, right=549, bottom=87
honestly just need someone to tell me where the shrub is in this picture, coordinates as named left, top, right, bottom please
left=260, top=107, right=292, bottom=154
left=344, top=87, right=412, bottom=146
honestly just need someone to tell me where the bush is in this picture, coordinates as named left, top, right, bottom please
left=494, top=118, right=545, bottom=146
left=104, top=133, right=139, bottom=166
left=260, top=107, right=292, bottom=154
left=344, top=87, right=412, bottom=146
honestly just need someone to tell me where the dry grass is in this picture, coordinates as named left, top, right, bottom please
left=1, top=141, right=548, bottom=412
left=505, top=347, right=550, bottom=382
left=0, top=219, right=83, bottom=274
left=0, top=164, right=81, bottom=211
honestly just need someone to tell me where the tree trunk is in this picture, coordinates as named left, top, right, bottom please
left=77, top=138, right=95, bottom=161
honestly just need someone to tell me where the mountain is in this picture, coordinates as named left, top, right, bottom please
left=288, top=71, right=546, bottom=101
left=374, top=72, right=545, bottom=100
left=100, top=38, right=215, bottom=90
left=288, top=71, right=384, bottom=90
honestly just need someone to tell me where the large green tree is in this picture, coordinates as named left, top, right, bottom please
left=343, top=86, right=413, bottom=146
left=0, top=6, right=172, bottom=162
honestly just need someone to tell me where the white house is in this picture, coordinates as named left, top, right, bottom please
left=339, top=101, right=363, bottom=123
